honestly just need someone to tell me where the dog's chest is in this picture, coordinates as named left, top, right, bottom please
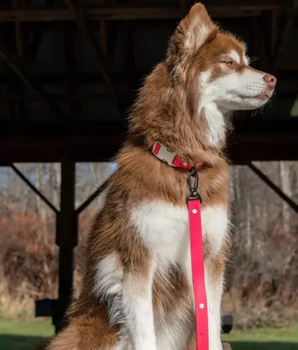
left=131, top=201, right=229, bottom=268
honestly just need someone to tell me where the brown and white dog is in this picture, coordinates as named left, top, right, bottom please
left=48, top=3, right=276, bottom=350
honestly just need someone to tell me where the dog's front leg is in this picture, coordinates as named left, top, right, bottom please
left=122, top=257, right=156, bottom=350
left=205, top=256, right=226, bottom=350
left=187, top=257, right=225, bottom=350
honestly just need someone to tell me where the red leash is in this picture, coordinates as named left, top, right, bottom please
left=188, top=199, right=209, bottom=350
left=151, top=142, right=209, bottom=350
left=187, top=169, right=209, bottom=350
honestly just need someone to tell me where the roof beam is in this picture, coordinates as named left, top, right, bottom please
left=272, top=0, right=298, bottom=70
left=0, top=2, right=283, bottom=22
left=0, top=44, right=69, bottom=121
left=0, top=131, right=298, bottom=163
left=13, top=0, right=27, bottom=120
left=1, top=119, right=298, bottom=163
left=63, top=0, right=120, bottom=106
left=27, top=0, right=56, bottom=65
left=65, top=22, right=81, bottom=120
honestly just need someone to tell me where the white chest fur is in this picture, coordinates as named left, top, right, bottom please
left=131, top=201, right=229, bottom=271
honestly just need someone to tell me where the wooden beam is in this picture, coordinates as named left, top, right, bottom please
left=76, top=174, right=115, bottom=215
left=0, top=2, right=283, bottom=22
left=122, top=19, right=135, bottom=92
left=278, top=63, right=298, bottom=70
left=248, top=163, right=298, bottom=213
left=13, top=0, right=27, bottom=120
left=56, top=161, right=76, bottom=333
left=65, top=22, right=81, bottom=120
left=0, top=43, right=69, bottom=121
left=63, top=0, right=120, bottom=106
left=0, top=22, right=17, bottom=121
left=1, top=119, right=298, bottom=163
left=0, top=91, right=135, bottom=101
left=11, top=164, right=59, bottom=213
left=98, top=0, right=108, bottom=57
left=258, top=9, right=278, bottom=68
left=271, top=9, right=279, bottom=55
left=0, top=131, right=297, bottom=163
left=271, top=0, right=298, bottom=70
left=27, top=0, right=55, bottom=65
left=13, top=0, right=25, bottom=60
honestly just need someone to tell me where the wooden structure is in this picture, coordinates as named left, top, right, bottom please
left=0, top=0, right=298, bottom=335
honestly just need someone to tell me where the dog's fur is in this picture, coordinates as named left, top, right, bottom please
left=47, top=4, right=276, bottom=350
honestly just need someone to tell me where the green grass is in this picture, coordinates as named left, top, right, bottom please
left=0, top=318, right=297, bottom=350
left=0, top=318, right=54, bottom=350
left=222, top=325, right=298, bottom=350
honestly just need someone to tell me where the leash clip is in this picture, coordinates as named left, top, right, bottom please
left=187, top=167, right=202, bottom=203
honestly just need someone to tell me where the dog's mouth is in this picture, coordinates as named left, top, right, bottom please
left=255, top=92, right=271, bottom=100
left=238, top=92, right=271, bottom=101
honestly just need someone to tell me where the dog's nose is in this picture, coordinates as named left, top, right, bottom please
left=263, top=74, right=277, bottom=89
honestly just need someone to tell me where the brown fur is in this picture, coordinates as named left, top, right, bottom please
left=47, top=3, right=238, bottom=349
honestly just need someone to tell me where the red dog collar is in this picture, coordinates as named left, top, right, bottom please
left=152, top=142, right=202, bottom=170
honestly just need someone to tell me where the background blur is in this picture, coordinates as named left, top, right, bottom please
left=0, top=162, right=297, bottom=328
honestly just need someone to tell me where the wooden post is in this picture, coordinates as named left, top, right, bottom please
left=55, top=161, right=77, bottom=333
left=65, top=23, right=81, bottom=120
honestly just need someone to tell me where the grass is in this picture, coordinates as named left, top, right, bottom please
left=0, top=318, right=53, bottom=350
left=222, top=325, right=298, bottom=350
left=0, top=317, right=297, bottom=350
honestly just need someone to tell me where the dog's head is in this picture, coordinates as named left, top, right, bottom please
left=167, top=3, right=276, bottom=112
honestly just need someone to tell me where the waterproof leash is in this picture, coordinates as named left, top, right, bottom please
left=187, top=168, right=209, bottom=350
left=152, top=143, right=209, bottom=350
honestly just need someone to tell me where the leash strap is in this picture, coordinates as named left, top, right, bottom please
left=151, top=143, right=208, bottom=349
left=188, top=199, right=209, bottom=350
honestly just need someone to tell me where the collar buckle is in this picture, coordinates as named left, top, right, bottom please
left=152, top=143, right=175, bottom=167
left=152, top=142, right=202, bottom=170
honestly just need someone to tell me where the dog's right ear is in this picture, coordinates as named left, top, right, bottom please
left=168, top=3, right=218, bottom=57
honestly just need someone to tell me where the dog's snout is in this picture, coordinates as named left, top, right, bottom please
left=263, top=74, right=277, bottom=89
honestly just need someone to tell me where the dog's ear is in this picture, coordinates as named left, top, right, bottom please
left=179, top=3, right=217, bottom=52
left=169, top=3, right=217, bottom=58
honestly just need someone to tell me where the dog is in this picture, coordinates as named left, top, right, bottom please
left=47, top=3, right=276, bottom=350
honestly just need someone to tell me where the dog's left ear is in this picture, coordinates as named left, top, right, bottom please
left=168, top=3, right=218, bottom=58
left=180, top=3, right=217, bottom=52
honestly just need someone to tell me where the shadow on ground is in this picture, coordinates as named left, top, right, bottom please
left=0, top=335, right=48, bottom=350
left=230, top=342, right=298, bottom=350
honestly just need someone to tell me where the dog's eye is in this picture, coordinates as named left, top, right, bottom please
left=225, top=61, right=234, bottom=66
